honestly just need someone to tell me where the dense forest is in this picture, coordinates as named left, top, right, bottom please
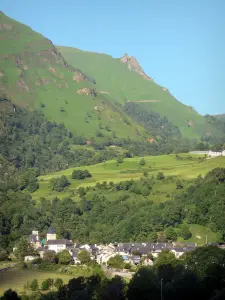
left=124, top=102, right=182, bottom=139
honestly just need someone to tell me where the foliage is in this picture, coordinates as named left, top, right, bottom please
left=0, top=248, right=8, bottom=261
left=43, top=251, right=58, bottom=264
left=50, top=175, right=70, bottom=192
left=29, top=279, right=39, bottom=291
left=77, top=250, right=91, bottom=265
left=180, top=224, right=192, bottom=240
left=156, top=172, right=165, bottom=180
left=54, top=278, right=64, bottom=290
left=139, top=158, right=146, bottom=166
left=72, top=169, right=92, bottom=180
left=14, top=238, right=37, bottom=261
left=57, top=250, right=71, bottom=265
left=107, top=255, right=124, bottom=269
left=165, top=227, right=177, bottom=241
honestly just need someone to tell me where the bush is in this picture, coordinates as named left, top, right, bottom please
left=0, top=248, right=8, bottom=261
left=107, top=255, right=124, bottom=269
left=54, top=278, right=64, bottom=290
left=30, top=279, right=39, bottom=291
left=50, top=175, right=70, bottom=192
left=156, top=172, right=165, bottom=180
left=139, top=158, right=146, bottom=166
left=41, top=280, right=49, bottom=291
left=72, top=170, right=92, bottom=180
left=117, top=156, right=124, bottom=164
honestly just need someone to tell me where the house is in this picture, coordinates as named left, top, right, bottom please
left=46, top=239, right=74, bottom=253
left=69, top=248, right=80, bottom=264
left=142, top=258, right=154, bottom=266
left=171, top=248, right=186, bottom=258
left=28, top=230, right=41, bottom=249
left=208, top=150, right=225, bottom=157
left=24, top=255, right=39, bottom=262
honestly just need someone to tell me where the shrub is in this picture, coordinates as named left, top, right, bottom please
left=30, top=279, right=38, bottom=291
left=72, top=170, right=92, bottom=180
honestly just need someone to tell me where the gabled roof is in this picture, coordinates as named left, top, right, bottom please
left=48, top=225, right=56, bottom=234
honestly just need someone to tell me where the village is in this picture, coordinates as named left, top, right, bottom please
left=22, top=225, right=223, bottom=269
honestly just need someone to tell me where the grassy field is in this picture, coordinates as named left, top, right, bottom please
left=0, top=266, right=74, bottom=295
left=177, top=224, right=220, bottom=245
left=32, top=154, right=225, bottom=201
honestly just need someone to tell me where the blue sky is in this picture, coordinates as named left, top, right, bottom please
left=1, top=0, right=225, bottom=115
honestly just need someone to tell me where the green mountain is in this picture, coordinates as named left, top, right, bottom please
left=0, top=11, right=145, bottom=140
left=0, top=11, right=223, bottom=142
left=58, top=47, right=223, bottom=140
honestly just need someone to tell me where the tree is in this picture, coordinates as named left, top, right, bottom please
left=0, top=248, right=8, bottom=261
left=165, top=227, right=177, bottom=241
left=107, top=255, right=124, bottom=269
left=78, top=250, right=91, bottom=265
left=139, top=158, right=146, bottom=166
left=72, top=170, right=92, bottom=180
left=127, top=267, right=159, bottom=300
left=50, top=175, right=70, bottom=192
left=117, top=156, right=124, bottom=164
left=30, top=279, right=39, bottom=291
left=54, top=278, right=64, bottom=290
left=154, top=250, right=178, bottom=269
left=1, top=289, right=21, bottom=300
left=142, top=186, right=150, bottom=197
left=57, top=250, right=71, bottom=265
left=156, top=172, right=165, bottom=180
left=41, top=280, right=49, bottom=291
left=176, top=180, right=184, bottom=189
left=43, top=251, right=57, bottom=264
left=14, top=238, right=37, bottom=261
left=180, top=224, right=192, bottom=240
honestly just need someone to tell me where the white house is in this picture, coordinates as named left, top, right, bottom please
left=208, top=150, right=225, bottom=157
left=46, top=239, right=74, bottom=253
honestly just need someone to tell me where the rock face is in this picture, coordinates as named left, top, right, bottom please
left=77, top=88, right=97, bottom=97
left=120, top=53, right=153, bottom=81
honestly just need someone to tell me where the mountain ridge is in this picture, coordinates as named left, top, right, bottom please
left=0, top=11, right=224, bottom=142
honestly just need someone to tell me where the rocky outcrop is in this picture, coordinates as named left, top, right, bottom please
left=73, top=71, right=86, bottom=82
left=77, top=88, right=97, bottom=97
left=120, top=53, right=153, bottom=81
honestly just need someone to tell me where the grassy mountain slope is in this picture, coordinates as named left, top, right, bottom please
left=0, top=11, right=145, bottom=139
left=32, top=154, right=225, bottom=201
left=58, top=46, right=222, bottom=139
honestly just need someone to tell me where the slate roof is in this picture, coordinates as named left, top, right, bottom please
left=48, top=225, right=55, bottom=234
left=46, top=239, right=73, bottom=246
left=71, top=248, right=79, bottom=257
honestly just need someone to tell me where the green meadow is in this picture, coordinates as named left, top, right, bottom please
left=0, top=267, right=73, bottom=295
left=32, top=154, right=225, bottom=201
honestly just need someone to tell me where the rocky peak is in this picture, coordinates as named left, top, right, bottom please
left=120, top=53, right=153, bottom=81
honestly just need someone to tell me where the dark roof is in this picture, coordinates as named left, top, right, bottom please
left=71, top=248, right=79, bottom=257
left=46, top=239, right=73, bottom=246
left=28, top=234, right=37, bottom=242
left=48, top=225, right=55, bottom=234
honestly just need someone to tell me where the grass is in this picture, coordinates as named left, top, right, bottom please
left=58, top=46, right=223, bottom=140
left=0, top=266, right=73, bottom=295
left=32, top=154, right=225, bottom=201
left=0, top=11, right=144, bottom=140
left=1, top=11, right=222, bottom=141
left=177, top=224, right=220, bottom=246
